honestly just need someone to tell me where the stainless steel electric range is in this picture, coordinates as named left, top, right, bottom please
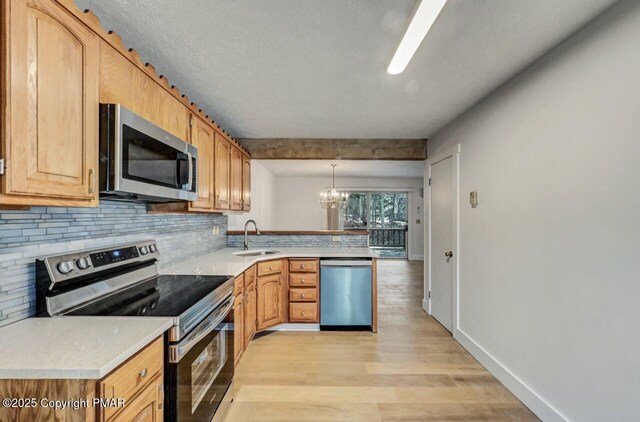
left=35, top=240, right=235, bottom=422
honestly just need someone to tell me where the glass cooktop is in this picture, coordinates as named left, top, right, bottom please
left=68, top=274, right=232, bottom=317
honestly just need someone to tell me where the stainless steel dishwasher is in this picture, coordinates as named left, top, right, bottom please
left=320, top=259, right=373, bottom=330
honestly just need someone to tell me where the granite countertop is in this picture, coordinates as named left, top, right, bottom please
left=0, top=317, right=173, bottom=379
left=161, top=247, right=377, bottom=277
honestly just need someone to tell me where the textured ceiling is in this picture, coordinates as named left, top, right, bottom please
left=258, top=160, right=424, bottom=179
left=75, top=0, right=617, bottom=139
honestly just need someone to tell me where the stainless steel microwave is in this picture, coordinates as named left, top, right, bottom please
left=99, top=104, right=197, bottom=202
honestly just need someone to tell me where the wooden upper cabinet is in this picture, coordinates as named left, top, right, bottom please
left=214, top=132, right=230, bottom=210
left=242, top=154, right=251, bottom=211
left=189, top=116, right=214, bottom=211
left=230, top=146, right=243, bottom=211
left=2, top=0, right=99, bottom=205
left=99, top=40, right=190, bottom=142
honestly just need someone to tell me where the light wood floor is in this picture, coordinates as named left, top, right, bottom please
left=225, top=260, right=538, bottom=421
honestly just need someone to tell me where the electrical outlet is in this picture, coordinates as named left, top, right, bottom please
left=332, top=235, right=341, bottom=242
left=212, top=226, right=219, bottom=236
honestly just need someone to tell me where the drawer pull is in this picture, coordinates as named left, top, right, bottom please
left=301, top=264, right=305, bottom=268
left=301, top=312, right=305, bottom=316
left=139, top=368, right=148, bottom=378
left=301, top=279, right=305, bottom=284
left=301, top=293, right=305, bottom=298
left=269, top=266, right=272, bottom=271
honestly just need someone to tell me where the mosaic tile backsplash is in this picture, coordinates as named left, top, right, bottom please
left=0, top=201, right=227, bottom=327
left=227, top=233, right=369, bottom=249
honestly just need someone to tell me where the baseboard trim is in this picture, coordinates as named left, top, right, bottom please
left=421, top=298, right=429, bottom=313
left=454, top=328, right=568, bottom=422
left=264, top=323, right=320, bottom=332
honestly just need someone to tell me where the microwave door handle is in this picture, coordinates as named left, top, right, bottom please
left=186, top=152, right=193, bottom=191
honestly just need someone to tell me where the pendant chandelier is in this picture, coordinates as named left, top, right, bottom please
left=320, top=164, right=349, bottom=209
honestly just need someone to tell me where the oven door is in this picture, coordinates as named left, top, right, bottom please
left=108, top=103, right=197, bottom=201
left=166, top=295, right=234, bottom=422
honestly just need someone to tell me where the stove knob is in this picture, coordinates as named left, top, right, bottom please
left=76, top=256, right=91, bottom=270
left=57, top=261, right=74, bottom=274
left=139, top=246, right=149, bottom=255
left=149, top=244, right=157, bottom=253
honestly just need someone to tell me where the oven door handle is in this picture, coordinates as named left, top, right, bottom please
left=169, top=294, right=233, bottom=363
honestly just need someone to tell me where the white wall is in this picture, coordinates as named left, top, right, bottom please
left=228, top=161, right=276, bottom=230
left=428, top=1, right=640, bottom=420
left=273, top=176, right=424, bottom=258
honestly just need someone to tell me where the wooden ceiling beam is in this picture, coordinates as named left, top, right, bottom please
left=238, top=138, right=428, bottom=160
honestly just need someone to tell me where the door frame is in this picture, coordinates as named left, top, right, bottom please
left=424, top=144, right=460, bottom=334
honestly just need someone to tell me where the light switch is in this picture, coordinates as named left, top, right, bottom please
left=332, top=236, right=341, bottom=242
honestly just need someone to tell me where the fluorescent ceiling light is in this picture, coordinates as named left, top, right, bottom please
left=387, top=0, right=448, bottom=75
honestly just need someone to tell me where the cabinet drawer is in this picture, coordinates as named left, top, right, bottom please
left=289, top=259, right=318, bottom=273
left=99, top=336, right=163, bottom=421
left=289, top=302, right=318, bottom=322
left=289, top=272, right=318, bottom=287
left=243, top=265, right=256, bottom=288
left=289, top=287, right=317, bottom=302
left=257, top=259, right=282, bottom=276
left=234, top=274, right=244, bottom=296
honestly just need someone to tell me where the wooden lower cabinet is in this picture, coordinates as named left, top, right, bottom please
left=288, top=258, right=319, bottom=323
left=256, top=273, right=284, bottom=330
left=289, top=302, right=318, bottom=323
left=233, top=291, right=244, bottom=367
left=97, top=336, right=164, bottom=421
left=110, top=376, right=163, bottom=422
left=0, top=379, right=97, bottom=421
left=0, top=335, right=164, bottom=422
left=244, top=281, right=257, bottom=348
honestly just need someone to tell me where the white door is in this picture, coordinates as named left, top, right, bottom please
left=429, top=155, right=454, bottom=332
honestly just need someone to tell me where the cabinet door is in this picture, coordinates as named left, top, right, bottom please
left=244, top=282, right=257, bottom=348
left=214, top=133, right=230, bottom=210
left=233, top=293, right=244, bottom=367
left=189, top=116, right=214, bottom=210
left=229, top=147, right=243, bottom=211
left=112, top=376, right=163, bottom=422
left=242, top=155, right=251, bottom=211
left=257, top=274, right=284, bottom=331
left=5, top=0, right=98, bottom=200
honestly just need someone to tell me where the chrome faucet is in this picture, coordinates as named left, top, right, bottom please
left=243, top=220, right=260, bottom=250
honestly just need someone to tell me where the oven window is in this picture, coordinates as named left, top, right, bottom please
left=122, top=124, right=189, bottom=189
left=191, top=331, right=226, bottom=413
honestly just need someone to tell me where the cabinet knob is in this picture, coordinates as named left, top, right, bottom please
left=139, top=368, right=148, bottom=378
left=301, top=312, right=305, bottom=316
left=301, top=264, right=305, bottom=268
left=301, top=293, right=305, bottom=298
left=301, top=279, right=305, bottom=284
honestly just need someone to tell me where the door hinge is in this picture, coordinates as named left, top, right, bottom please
left=189, top=116, right=193, bottom=127
left=0, top=159, right=5, bottom=175
left=428, top=178, right=431, bottom=186
left=428, top=291, right=431, bottom=298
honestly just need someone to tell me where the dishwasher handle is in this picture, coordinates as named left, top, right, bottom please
left=320, top=260, right=372, bottom=267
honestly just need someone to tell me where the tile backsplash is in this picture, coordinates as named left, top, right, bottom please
left=227, top=233, right=369, bottom=249
left=0, top=201, right=227, bottom=327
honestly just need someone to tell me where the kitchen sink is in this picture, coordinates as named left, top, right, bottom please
left=233, top=250, right=280, bottom=257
